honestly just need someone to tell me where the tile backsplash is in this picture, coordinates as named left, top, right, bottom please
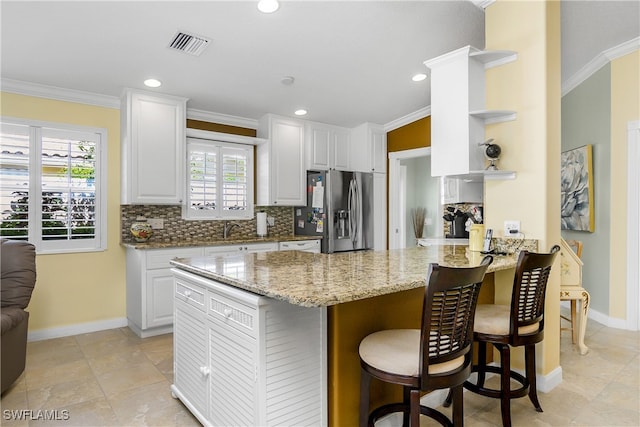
left=121, top=205, right=294, bottom=244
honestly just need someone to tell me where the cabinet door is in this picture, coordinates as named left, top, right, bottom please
left=145, top=269, right=175, bottom=328
left=373, top=173, right=387, bottom=250
left=332, top=128, right=351, bottom=171
left=208, top=319, right=258, bottom=426
left=173, top=300, right=209, bottom=418
left=123, top=90, right=187, bottom=204
left=350, top=123, right=385, bottom=173
left=371, top=129, right=387, bottom=173
left=271, top=119, right=305, bottom=205
left=307, top=125, right=331, bottom=170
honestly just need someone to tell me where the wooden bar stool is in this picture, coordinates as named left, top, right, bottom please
left=445, top=246, right=560, bottom=427
left=359, top=256, right=493, bottom=427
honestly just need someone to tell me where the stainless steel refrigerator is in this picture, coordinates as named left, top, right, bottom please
left=294, top=170, right=374, bottom=253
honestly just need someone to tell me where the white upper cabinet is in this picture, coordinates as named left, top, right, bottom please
left=256, top=114, right=306, bottom=206
left=121, top=89, right=188, bottom=204
left=350, top=123, right=387, bottom=173
left=424, top=46, right=517, bottom=179
left=305, top=121, right=351, bottom=171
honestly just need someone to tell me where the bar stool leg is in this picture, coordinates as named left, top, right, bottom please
left=451, top=384, right=464, bottom=427
left=359, top=367, right=372, bottom=427
left=499, top=344, right=512, bottom=427
left=525, top=344, right=542, bottom=412
left=477, top=341, right=488, bottom=387
left=410, top=388, right=420, bottom=427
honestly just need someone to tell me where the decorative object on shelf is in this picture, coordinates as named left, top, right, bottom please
left=561, top=144, right=594, bottom=232
left=411, top=207, right=426, bottom=239
left=478, top=138, right=501, bottom=170
left=130, top=222, right=153, bottom=242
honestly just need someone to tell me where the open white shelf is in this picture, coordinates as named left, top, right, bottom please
left=469, top=49, right=518, bottom=68
left=470, top=109, right=517, bottom=124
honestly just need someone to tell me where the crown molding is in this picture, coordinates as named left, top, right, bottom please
left=1, top=78, right=120, bottom=109
left=186, top=108, right=258, bottom=130
left=562, top=37, right=640, bottom=97
left=1, top=78, right=259, bottom=129
left=384, top=106, right=431, bottom=132
left=470, top=0, right=495, bottom=10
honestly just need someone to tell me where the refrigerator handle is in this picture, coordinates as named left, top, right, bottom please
left=349, top=178, right=359, bottom=246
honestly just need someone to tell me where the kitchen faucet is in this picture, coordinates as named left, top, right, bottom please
left=223, top=221, right=240, bottom=239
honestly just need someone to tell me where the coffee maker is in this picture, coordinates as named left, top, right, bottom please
left=443, top=207, right=470, bottom=238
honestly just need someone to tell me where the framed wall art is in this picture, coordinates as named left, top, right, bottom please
left=561, top=144, right=594, bottom=232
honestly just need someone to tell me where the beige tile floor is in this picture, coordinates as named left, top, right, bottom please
left=1, top=311, right=638, bottom=426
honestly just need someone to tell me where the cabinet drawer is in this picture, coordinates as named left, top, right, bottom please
left=146, top=248, right=203, bottom=270
left=175, top=278, right=207, bottom=312
left=207, top=292, right=258, bottom=338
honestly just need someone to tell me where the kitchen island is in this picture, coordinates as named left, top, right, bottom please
left=170, top=245, right=527, bottom=426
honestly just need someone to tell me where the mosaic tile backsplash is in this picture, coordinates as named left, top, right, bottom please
left=121, top=205, right=294, bottom=244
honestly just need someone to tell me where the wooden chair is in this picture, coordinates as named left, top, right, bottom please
left=446, top=246, right=560, bottom=427
left=560, top=238, right=589, bottom=354
left=359, top=256, right=493, bottom=427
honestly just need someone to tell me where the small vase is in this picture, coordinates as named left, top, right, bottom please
left=130, top=222, right=153, bottom=242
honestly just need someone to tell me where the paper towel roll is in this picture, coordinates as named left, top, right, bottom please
left=256, top=212, right=267, bottom=237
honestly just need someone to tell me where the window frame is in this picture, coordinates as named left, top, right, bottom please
left=0, top=117, right=107, bottom=254
left=183, top=136, right=254, bottom=221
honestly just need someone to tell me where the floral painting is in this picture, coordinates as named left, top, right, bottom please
left=561, top=145, right=594, bottom=232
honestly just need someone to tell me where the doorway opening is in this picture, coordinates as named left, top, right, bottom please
left=388, top=148, right=442, bottom=249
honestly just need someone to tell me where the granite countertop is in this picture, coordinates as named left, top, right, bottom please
left=122, top=235, right=319, bottom=249
left=170, top=245, right=519, bottom=307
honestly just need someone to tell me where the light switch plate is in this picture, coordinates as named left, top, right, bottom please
left=147, top=218, right=164, bottom=229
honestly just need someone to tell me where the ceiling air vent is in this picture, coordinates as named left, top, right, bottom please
left=168, top=31, right=210, bottom=56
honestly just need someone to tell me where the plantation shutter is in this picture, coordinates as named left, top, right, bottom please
left=186, top=139, right=253, bottom=220
left=40, top=128, right=98, bottom=241
left=1, top=119, right=105, bottom=253
left=221, top=146, right=248, bottom=213
left=188, top=144, right=218, bottom=214
left=0, top=123, right=31, bottom=240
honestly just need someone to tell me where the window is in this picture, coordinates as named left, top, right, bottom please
left=0, top=118, right=106, bottom=253
left=184, top=137, right=254, bottom=220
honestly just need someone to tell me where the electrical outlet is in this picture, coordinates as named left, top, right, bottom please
left=504, top=220, right=520, bottom=236
left=267, top=216, right=275, bottom=226
left=147, top=218, right=164, bottom=229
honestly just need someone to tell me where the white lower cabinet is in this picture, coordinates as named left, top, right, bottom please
left=171, top=269, right=327, bottom=427
left=127, top=240, right=311, bottom=338
left=126, top=247, right=203, bottom=338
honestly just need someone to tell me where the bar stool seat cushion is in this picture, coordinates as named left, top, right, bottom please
left=359, top=329, right=465, bottom=376
left=474, top=305, right=540, bottom=336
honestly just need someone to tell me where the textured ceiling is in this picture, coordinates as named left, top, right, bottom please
left=1, top=1, right=638, bottom=129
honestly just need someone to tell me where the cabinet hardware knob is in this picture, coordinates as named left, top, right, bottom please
left=199, top=366, right=210, bottom=376
left=184, top=290, right=192, bottom=298
left=223, top=308, right=233, bottom=318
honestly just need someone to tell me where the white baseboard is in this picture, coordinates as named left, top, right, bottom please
left=560, top=302, right=637, bottom=331
left=27, top=317, right=128, bottom=342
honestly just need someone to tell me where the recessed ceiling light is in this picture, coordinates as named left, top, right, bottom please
left=412, top=73, right=427, bottom=82
left=144, top=78, right=162, bottom=88
left=294, top=109, right=307, bottom=116
left=258, top=0, right=279, bottom=13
